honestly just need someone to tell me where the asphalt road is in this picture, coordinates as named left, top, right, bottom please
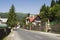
left=15, top=29, right=60, bottom=40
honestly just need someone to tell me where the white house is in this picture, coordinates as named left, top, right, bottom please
left=0, top=18, right=8, bottom=24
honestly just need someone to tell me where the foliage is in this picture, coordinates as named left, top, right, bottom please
left=0, top=12, right=8, bottom=18
left=7, top=4, right=17, bottom=28
left=39, top=0, right=60, bottom=32
left=0, top=12, right=27, bottom=28
left=50, top=0, right=56, bottom=7
left=0, top=12, right=27, bottom=21
left=50, top=4, right=60, bottom=20
left=39, top=4, right=50, bottom=21
left=56, top=0, right=60, bottom=4
left=39, top=0, right=60, bottom=22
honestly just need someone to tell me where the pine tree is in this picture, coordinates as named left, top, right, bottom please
left=39, top=4, right=48, bottom=21
left=27, top=13, right=30, bottom=17
left=51, top=0, right=56, bottom=7
left=40, top=4, right=46, bottom=12
left=7, top=4, right=17, bottom=28
left=58, top=0, right=60, bottom=4
left=56, top=0, right=58, bottom=4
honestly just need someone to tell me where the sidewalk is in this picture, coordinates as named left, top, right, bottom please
left=3, top=31, right=20, bottom=40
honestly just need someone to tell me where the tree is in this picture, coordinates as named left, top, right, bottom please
left=56, top=0, right=60, bottom=4
left=7, top=4, right=17, bottom=28
left=50, top=4, right=60, bottom=21
left=40, top=2, right=60, bottom=22
left=27, top=13, right=30, bottom=17
left=56, top=0, right=58, bottom=4
left=39, top=0, right=60, bottom=32
left=39, top=4, right=46, bottom=19
left=40, top=4, right=46, bottom=12
left=39, top=4, right=50, bottom=21
left=58, top=0, right=60, bottom=4
left=51, top=0, right=56, bottom=7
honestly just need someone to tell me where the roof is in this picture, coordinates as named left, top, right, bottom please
left=29, top=16, right=36, bottom=22
left=29, top=15, right=41, bottom=22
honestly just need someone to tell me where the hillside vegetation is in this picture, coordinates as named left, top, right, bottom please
left=39, top=0, right=60, bottom=32
left=0, top=12, right=27, bottom=21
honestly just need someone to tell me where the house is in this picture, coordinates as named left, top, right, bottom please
left=25, top=15, right=51, bottom=31
left=25, top=15, right=41, bottom=30
left=0, top=18, right=8, bottom=24
left=26, top=15, right=41, bottom=25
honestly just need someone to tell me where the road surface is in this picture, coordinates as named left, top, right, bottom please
left=14, top=29, right=60, bottom=40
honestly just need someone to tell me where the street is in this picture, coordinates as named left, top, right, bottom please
left=13, top=29, right=60, bottom=40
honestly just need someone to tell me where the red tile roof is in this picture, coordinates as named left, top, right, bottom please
left=29, top=17, right=36, bottom=22
left=26, top=15, right=40, bottom=22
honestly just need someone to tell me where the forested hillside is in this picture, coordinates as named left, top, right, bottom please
left=0, top=12, right=27, bottom=21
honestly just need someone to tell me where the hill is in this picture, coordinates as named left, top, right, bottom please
left=0, top=12, right=27, bottom=21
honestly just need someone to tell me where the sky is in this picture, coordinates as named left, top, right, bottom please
left=0, top=0, right=51, bottom=14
